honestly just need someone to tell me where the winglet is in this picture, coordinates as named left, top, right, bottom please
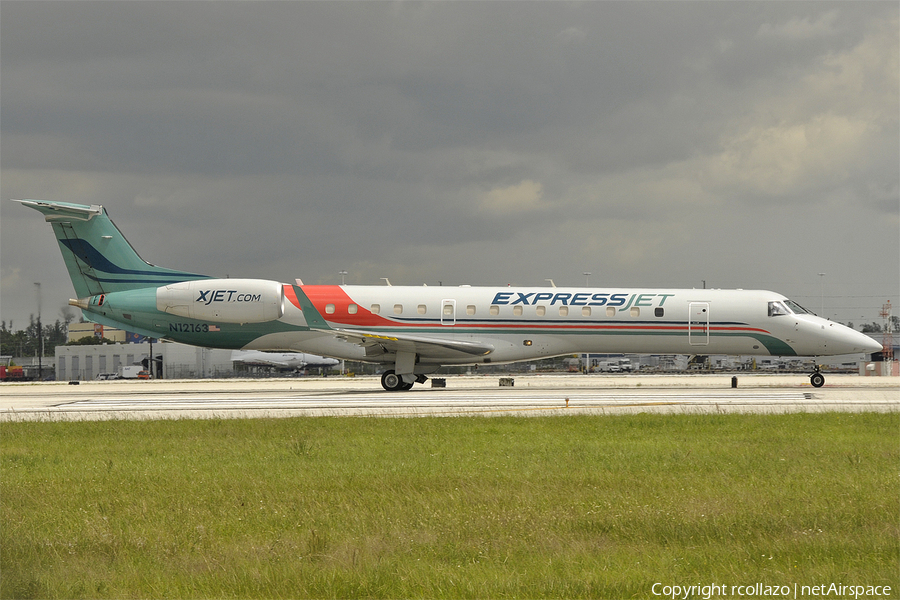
left=289, top=285, right=332, bottom=330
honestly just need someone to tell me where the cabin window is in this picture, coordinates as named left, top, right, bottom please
left=536, top=305, right=546, bottom=316
left=630, top=307, right=640, bottom=317
left=582, top=306, right=591, bottom=317
left=513, top=306, right=523, bottom=316
left=348, top=304, right=358, bottom=315
left=467, top=305, right=476, bottom=315
left=443, top=304, right=454, bottom=316
left=606, top=306, right=616, bottom=317
left=394, top=304, right=403, bottom=315
left=371, top=304, right=380, bottom=314
left=325, top=303, right=336, bottom=314
left=418, top=304, right=427, bottom=315
left=490, top=305, right=500, bottom=316
left=655, top=307, right=664, bottom=317
left=559, top=306, right=569, bottom=317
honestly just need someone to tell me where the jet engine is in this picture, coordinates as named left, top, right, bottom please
left=156, top=279, right=284, bottom=323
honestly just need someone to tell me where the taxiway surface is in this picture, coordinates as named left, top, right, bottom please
left=1, top=374, right=896, bottom=421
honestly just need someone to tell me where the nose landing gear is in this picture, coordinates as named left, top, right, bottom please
left=809, top=365, right=825, bottom=388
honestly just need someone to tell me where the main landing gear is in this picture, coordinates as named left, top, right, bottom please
left=809, top=365, right=825, bottom=388
left=380, top=370, right=428, bottom=391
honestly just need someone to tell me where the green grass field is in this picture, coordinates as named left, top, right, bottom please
left=2, top=412, right=897, bottom=599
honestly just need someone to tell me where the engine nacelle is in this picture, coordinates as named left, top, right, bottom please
left=157, top=279, right=284, bottom=324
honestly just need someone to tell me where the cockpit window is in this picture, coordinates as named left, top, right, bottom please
left=769, top=300, right=814, bottom=317
left=768, top=301, right=790, bottom=317
left=784, top=300, right=812, bottom=315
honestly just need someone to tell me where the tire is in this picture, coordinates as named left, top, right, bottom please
left=381, top=370, right=402, bottom=391
left=810, top=372, right=825, bottom=388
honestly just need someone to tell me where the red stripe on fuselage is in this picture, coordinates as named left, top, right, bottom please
left=299, top=285, right=397, bottom=327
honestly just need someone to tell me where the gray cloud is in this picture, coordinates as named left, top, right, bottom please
left=2, top=1, right=897, bottom=329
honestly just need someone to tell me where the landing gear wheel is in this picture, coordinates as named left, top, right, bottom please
left=381, top=370, right=414, bottom=391
left=810, top=372, right=825, bottom=388
left=381, top=370, right=402, bottom=391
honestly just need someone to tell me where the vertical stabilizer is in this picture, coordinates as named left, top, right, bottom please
left=16, top=200, right=209, bottom=297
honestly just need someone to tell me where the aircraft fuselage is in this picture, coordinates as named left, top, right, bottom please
left=76, top=282, right=875, bottom=366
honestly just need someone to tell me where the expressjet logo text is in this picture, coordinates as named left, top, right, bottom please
left=490, top=292, right=675, bottom=309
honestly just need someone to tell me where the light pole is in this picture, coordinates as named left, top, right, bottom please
left=818, top=273, right=826, bottom=316
left=339, top=270, right=348, bottom=285
left=583, top=272, right=591, bottom=287
left=34, top=282, right=42, bottom=380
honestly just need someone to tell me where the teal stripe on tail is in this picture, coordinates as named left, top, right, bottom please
left=17, top=200, right=209, bottom=297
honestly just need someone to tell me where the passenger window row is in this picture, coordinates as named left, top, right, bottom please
left=340, top=304, right=666, bottom=318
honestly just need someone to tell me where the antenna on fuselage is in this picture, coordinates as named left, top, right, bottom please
left=381, top=278, right=392, bottom=286
left=545, top=279, right=556, bottom=288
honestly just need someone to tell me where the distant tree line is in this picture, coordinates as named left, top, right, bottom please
left=1, top=306, right=77, bottom=358
left=859, top=316, right=899, bottom=334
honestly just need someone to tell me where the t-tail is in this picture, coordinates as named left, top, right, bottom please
left=15, top=200, right=210, bottom=297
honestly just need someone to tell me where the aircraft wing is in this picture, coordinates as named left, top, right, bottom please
left=289, top=285, right=494, bottom=360
left=316, top=327, right=494, bottom=360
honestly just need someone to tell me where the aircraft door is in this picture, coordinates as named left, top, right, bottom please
left=689, top=302, right=710, bottom=346
left=441, top=299, right=456, bottom=325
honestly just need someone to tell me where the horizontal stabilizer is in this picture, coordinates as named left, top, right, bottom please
left=14, top=199, right=103, bottom=222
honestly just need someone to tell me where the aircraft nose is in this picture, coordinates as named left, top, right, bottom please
left=861, top=334, right=883, bottom=354
left=816, top=321, right=883, bottom=355
left=837, top=325, right=882, bottom=354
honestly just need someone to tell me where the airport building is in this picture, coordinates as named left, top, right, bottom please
left=58, top=324, right=233, bottom=379
left=67, top=322, right=138, bottom=344
left=56, top=341, right=236, bottom=381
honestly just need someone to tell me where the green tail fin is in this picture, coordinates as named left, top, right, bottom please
left=17, top=200, right=209, bottom=297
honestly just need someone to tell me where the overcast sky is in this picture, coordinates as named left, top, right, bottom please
left=2, top=1, right=897, bottom=331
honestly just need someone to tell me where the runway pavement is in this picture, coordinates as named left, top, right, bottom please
left=1, top=373, right=896, bottom=421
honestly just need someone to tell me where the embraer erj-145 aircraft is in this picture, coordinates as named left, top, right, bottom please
left=18, top=200, right=881, bottom=390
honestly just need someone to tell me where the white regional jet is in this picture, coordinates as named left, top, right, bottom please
left=18, top=200, right=881, bottom=390
left=231, top=350, right=339, bottom=371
